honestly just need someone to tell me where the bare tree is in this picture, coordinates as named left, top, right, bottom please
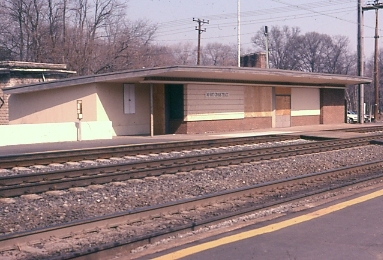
left=92, top=19, right=157, bottom=73
left=201, top=42, right=237, bottom=66
left=0, top=0, right=160, bottom=75
left=170, top=42, right=195, bottom=65
left=295, top=32, right=334, bottom=73
left=363, top=48, right=383, bottom=115
left=1, top=0, right=28, bottom=60
left=252, top=25, right=301, bottom=70
left=322, top=35, right=350, bottom=74
left=252, top=26, right=354, bottom=74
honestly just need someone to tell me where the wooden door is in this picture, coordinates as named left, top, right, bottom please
left=275, top=95, right=291, bottom=127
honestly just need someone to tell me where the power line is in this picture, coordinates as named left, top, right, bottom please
left=156, top=0, right=354, bottom=31
left=270, top=0, right=356, bottom=25
left=156, top=0, right=353, bottom=29
left=154, top=7, right=355, bottom=41
left=150, top=0, right=378, bottom=52
left=154, top=3, right=359, bottom=42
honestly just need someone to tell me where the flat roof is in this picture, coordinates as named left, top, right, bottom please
left=0, top=61, right=76, bottom=75
left=3, top=65, right=372, bottom=94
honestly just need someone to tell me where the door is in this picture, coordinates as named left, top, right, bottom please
left=275, top=95, right=291, bottom=127
left=165, top=84, right=184, bottom=134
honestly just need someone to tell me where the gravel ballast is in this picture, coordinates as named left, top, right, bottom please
left=1, top=144, right=383, bottom=235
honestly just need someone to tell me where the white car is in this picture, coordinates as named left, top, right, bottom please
left=347, top=111, right=370, bottom=123
left=347, top=111, right=358, bottom=123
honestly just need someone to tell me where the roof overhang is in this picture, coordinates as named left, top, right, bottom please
left=3, top=65, right=372, bottom=94
left=141, top=76, right=347, bottom=89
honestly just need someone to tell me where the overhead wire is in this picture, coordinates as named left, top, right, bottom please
left=154, top=6, right=356, bottom=42
left=138, top=0, right=378, bottom=55
left=156, top=0, right=354, bottom=29
left=153, top=0, right=358, bottom=43
left=184, top=7, right=355, bottom=33
left=270, top=0, right=356, bottom=25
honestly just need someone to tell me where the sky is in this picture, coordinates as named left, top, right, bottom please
left=126, top=0, right=382, bottom=57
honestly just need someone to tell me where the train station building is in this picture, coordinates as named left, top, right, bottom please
left=1, top=65, right=371, bottom=145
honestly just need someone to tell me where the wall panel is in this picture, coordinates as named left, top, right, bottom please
left=9, top=84, right=97, bottom=124
left=185, top=84, right=244, bottom=121
left=96, top=83, right=150, bottom=135
left=244, top=86, right=272, bottom=117
left=291, top=88, right=320, bottom=116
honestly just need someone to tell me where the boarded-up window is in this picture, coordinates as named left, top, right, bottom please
left=276, top=95, right=291, bottom=116
left=124, top=84, right=135, bottom=114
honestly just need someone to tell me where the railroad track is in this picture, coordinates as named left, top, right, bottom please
left=0, top=135, right=300, bottom=169
left=4, top=125, right=383, bottom=170
left=0, top=135, right=382, bottom=198
left=2, top=158, right=383, bottom=259
left=329, top=125, right=383, bottom=133
left=2, top=126, right=383, bottom=170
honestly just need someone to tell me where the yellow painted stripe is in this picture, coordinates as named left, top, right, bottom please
left=152, top=189, right=383, bottom=260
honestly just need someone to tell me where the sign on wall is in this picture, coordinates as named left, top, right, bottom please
left=124, top=84, right=136, bottom=114
left=205, top=92, right=229, bottom=98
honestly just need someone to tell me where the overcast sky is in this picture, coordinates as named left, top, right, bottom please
left=126, top=0, right=381, bottom=57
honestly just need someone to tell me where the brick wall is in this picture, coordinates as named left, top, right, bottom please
left=291, top=115, right=320, bottom=126
left=320, top=88, right=345, bottom=124
left=0, top=76, right=10, bottom=125
left=172, top=117, right=272, bottom=134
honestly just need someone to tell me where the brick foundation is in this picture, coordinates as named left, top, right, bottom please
left=171, top=117, right=272, bottom=134
left=291, top=115, right=320, bottom=126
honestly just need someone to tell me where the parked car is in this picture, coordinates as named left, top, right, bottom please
left=347, top=111, right=370, bottom=123
left=347, top=111, right=358, bottom=123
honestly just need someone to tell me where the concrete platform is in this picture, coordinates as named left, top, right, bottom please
left=143, top=186, right=383, bottom=260
left=0, top=122, right=382, bottom=156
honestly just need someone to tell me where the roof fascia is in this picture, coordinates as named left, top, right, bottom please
left=141, top=76, right=347, bottom=89
left=3, top=65, right=372, bottom=94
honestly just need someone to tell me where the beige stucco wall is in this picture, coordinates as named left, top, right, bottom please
left=184, top=84, right=244, bottom=121
left=0, top=69, right=70, bottom=125
left=291, top=88, right=320, bottom=116
left=8, top=82, right=151, bottom=136
left=9, top=84, right=98, bottom=124
left=0, top=121, right=113, bottom=146
left=96, top=83, right=150, bottom=135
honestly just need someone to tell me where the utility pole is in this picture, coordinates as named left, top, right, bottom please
left=358, top=0, right=364, bottom=124
left=193, top=18, right=209, bottom=65
left=374, top=4, right=379, bottom=122
left=264, top=26, right=270, bottom=69
left=237, top=0, right=241, bottom=67
left=363, top=1, right=383, bottom=122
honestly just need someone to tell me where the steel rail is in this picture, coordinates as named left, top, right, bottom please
left=0, top=135, right=379, bottom=197
left=1, top=159, right=383, bottom=256
left=0, top=135, right=300, bottom=169
left=329, top=125, right=383, bottom=133
left=2, top=125, right=383, bottom=170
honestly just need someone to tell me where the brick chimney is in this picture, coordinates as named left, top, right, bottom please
left=240, top=52, right=267, bottom=68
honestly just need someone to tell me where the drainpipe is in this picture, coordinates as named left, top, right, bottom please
left=150, top=84, right=154, bottom=137
left=77, top=100, right=83, bottom=141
